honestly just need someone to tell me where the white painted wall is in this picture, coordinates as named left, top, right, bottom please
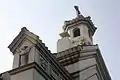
left=13, top=39, right=34, bottom=69
left=64, top=57, right=99, bottom=80
left=57, top=24, right=93, bottom=52
left=69, top=24, right=93, bottom=46
left=65, top=57, right=97, bottom=73
left=11, top=69, right=34, bottom=80
left=88, top=75, right=98, bottom=80
left=68, top=24, right=89, bottom=39
left=33, top=69, right=46, bottom=80
left=57, top=37, right=72, bottom=52
left=80, top=66, right=98, bottom=80
left=11, top=68, right=46, bottom=80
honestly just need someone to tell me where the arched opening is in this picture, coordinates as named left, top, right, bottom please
left=73, top=28, right=80, bottom=37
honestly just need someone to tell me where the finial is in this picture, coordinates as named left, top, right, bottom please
left=74, top=5, right=81, bottom=17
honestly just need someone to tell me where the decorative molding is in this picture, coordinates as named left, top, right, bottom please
left=55, top=45, right=111, bottom=80
left=62, top=15, right=97, bottom=36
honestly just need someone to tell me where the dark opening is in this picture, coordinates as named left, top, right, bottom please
left=73, top=28, right=80, bottom=37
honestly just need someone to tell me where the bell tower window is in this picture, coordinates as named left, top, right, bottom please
left=73, top=28, right=80, bottom=37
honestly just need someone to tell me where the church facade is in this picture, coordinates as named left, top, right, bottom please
left=0, top=6, right=111, bottom=80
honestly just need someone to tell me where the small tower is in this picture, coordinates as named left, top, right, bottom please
left=8, top=27, right=73, bottom=80
left=57, top=6, right=97, bottom=52
left=55, top=6, right=111, bottom=80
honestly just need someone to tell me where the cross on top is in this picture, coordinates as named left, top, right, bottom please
left=74, top=6, right=81, bottom=17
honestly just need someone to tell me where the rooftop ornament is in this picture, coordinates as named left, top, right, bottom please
left=74, top=5, right=81, bottom=17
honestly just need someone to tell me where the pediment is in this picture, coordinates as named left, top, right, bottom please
left=8, top=27, right=40, bottom=54
left=16, top=39, right=33, bottom=53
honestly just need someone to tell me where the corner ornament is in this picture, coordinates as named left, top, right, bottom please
left=79, top=37, right=86, bottom=49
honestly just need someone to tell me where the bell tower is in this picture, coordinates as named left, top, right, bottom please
left=56, top=6, right=111, bottom=80
left=57, top=6, right=97, bottom=52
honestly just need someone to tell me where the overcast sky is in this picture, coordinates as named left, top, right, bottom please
left=0, top=0, right=119, bottom=80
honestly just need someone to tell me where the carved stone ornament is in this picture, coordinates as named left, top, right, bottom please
left=16, top=45, right=32, bottom=66
left=79, top=37, right=86, bottom=46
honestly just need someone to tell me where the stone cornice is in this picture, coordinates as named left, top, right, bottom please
left=0, top=62, right=73, bottom=80
left=95, top=49, right=112, bottom=80
left=0, top=62, right=55, bottom=80
left=0, top=62, right=46, bottom=76
left=62, top=15, right=97, bottom=36
left=54, top=45, right=98, bottom=58
left=35, top=44, right=73, bottom=80
left=55, top=45, right=111, bottom=80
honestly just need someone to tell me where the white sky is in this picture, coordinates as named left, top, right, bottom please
left=0, top=0, right=119, bottom=80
